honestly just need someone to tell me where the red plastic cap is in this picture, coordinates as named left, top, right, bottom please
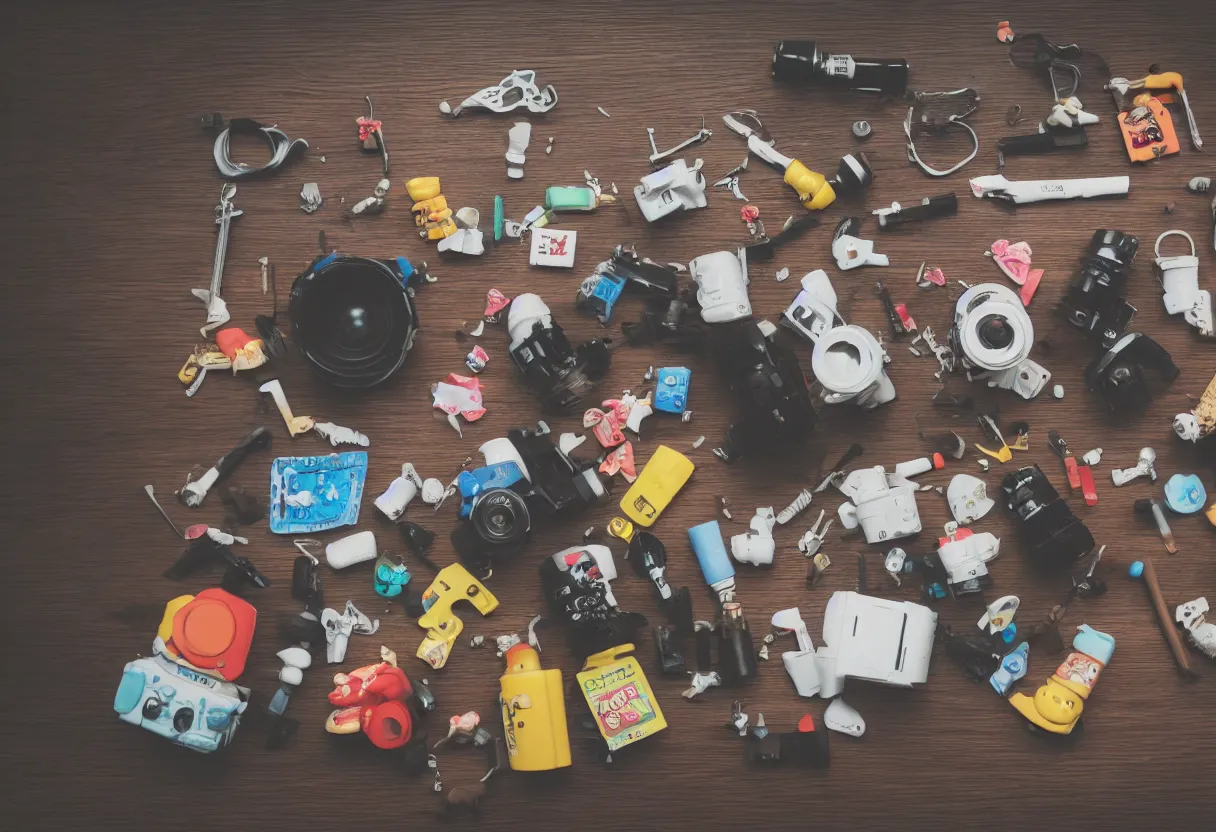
left=932, top=453, right=945, bottom=469
left=797, top=714, right=816, bottom=733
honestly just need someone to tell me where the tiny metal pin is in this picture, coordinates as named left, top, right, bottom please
left=145, top=484, right=183, bottom=537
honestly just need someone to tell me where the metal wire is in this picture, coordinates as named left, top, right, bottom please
left=212, top=118, right=308, bottom=180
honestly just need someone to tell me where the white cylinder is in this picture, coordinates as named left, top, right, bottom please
left=326, top=531, right=377, bottom=570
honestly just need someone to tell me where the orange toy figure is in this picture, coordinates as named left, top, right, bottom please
left=1117, top=94, right=1180, bottom=162
left=996, top=21, right=1015, bottom=43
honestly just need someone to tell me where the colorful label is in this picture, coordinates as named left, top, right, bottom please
left=1054, top=650, right=1103, bottom=692
left=577, top=657, right=666, bottom=751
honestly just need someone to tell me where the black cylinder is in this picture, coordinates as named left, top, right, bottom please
left=773, top=40, right=909, bottom=95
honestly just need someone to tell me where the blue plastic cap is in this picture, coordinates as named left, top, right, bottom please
left=1128, top=560, right=1144, bottom=579
left=688, top=521, right=734, bottom=587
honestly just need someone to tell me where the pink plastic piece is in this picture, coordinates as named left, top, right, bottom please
left=599, top=441, right=637, bottom=482
left=432, top=373, right=486, bottom=422
left=989, top=240, right=1043, bottom=304
left=484, top=288, right=511, bottom=320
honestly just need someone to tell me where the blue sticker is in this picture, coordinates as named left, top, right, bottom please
left=654, top=367, right=691, bottom=414
left=269, top=452, right=368, bottom=534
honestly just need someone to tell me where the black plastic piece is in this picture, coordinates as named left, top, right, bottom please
left=291, top=554, right=323, bottom=613
left=875, top=193, right=958, bottom=230
left=398, top=521, right=438, bottom=570
left=1002, top=466, right=1095, bottom=569
left=1058, top=230, right=1139, bottom=347
left=772, top=40, right=909, bottom=95
left=508, top=312, right=612, bottom=412
left=653, top=625, right=685, bottom=675
left=538, top=550, right=647, bottom=657
left=940, top=626, right=1003, bottom=681
left=165, top=536, right=269, bottom=589
left=997, top=126, right=1088, bottom=160
left=1084, top=332, right=1179, bottom=410
left=711, top=321, right=816, bottom=462
left=290, top=254, right=419, bottom=389
left=505, top=428, right=604, bottom=516
left=717, top=604, right=758, bottom=686
left=749, top=718, right=831, bottom=767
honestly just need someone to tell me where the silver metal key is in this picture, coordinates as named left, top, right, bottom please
left=193, top=183, right=241, bottom=337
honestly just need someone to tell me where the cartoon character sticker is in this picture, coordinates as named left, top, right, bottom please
left=1054, top=651, right=1103, bottom=692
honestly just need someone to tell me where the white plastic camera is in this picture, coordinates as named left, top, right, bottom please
left=113, top=652, right=249, bottom=753
left=951, top=283, right=1049, bottom=399
left=689, top=248, right=752, bottom=323
left=935, top=526, right=1000, bottom=597
left=815, top=591, right=937, bottom=698
left=812, top=325, right=896, bottom=409
left=836, top=466, right=921, bottom=543
left=633, top=158, right=707, bottom=222
left=730, top=507, right=776, bottom=565
left=782, top=269, right=843, bottom=343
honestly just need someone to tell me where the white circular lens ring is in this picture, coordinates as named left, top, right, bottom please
left=954, top=284, right=1033, bottom=371
left=812, top=325, right=883, bottom=395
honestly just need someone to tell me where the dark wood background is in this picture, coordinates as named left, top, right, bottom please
left=5, top=1, right=1215, bottom=829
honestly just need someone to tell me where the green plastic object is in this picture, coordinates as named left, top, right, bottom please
left=544, top=185, right=597, bottom=212
left=493, top=195, right=504, bottom=242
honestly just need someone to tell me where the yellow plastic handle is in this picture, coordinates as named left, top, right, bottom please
left=784, top=160, right=836, bottom=211
left=1143, top=71, right=1184, bottom=91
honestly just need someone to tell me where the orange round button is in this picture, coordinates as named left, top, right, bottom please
left=179, top=599, right=236, bottom=657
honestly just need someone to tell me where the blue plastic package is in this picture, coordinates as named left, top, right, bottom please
left=654, top=367, right=691, bottom=414
left=269, top=452, right=368, bottom=534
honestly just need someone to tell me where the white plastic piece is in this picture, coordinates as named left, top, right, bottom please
left=836, top=466, right=923, bottom=543
left=812, top=325, right=896, bottom=409
left=506, top=121, right=532, bottom=178
left=374, top=464, right=422, bottom=521
left=977, top=595, right=1020, bottom=634
left=529, top=228, right=577, bottom=267
left=816, top=591, right=938, bottom=698
left=279, top=666, right=304, bottom=686
left=421, top=478, right=446, bottom=504
left=824, top=698, right=865, bottom=737
left=832, top=232, right=889, bottom=270
left=1156, top=230, right=1212, bottom=337
left=771, top=608, right=821, bottom=697
left=277, top=647, right=312, bottom=669
left=1176, top=597, right=1216, bottom=659
left=312, top=422, right=371, bottom=447
left=633, top=158, right=707, bottom=222
left=325, top=530, right=377, bottom=569
left=479, top=437, right=530, bottom=481
left=441, top=70, right=557, bottom=117
left=625, top=399, right=653, bottom=434
left=730, top=507, right=777, bottom=566
left=1082, top=448, right=1103, bottom=466
left=437, top=228, right=486, bottom=256
left=1112, top=447, right=1158, bottom=486
left=688, top=248, right=751, bottom=322
left=782, top=269, right=843, bottom=343
left=1046, top=96, right=1099, bottom=128
left=1052, top=384, right=1065, bottom=399
left=320, top=601, right=379, bottom=664
left=936, top=529, right=1000, bottom=594
left=558, top=432, right=586, bottom=455
left=968, top=173, right=1130, bottom=204
left=947, top=474, right=994, bottom=524
left=952, top=283, right=1049, bottom=399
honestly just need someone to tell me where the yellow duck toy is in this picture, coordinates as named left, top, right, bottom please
left=1009, top=624, right=1115, bottom=735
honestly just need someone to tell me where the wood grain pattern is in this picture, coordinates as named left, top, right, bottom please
left=5, top=1, right=1215, bottom=829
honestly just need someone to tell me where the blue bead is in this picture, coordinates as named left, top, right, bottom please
left=1129, top=560, right=1145, bottom=579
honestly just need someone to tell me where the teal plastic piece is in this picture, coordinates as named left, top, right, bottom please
left=545, top=185, right=597, bottom=212
left=493, top=195, right=504, bottom=242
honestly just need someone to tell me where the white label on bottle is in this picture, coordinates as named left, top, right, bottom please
left=826, top=55, right=856, bottom=78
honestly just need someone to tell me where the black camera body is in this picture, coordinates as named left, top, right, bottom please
left=1058, top=230, right=1139, bottom=347
left=1002, top=466, right=1094, bottom=569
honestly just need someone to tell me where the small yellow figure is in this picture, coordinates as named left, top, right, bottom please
left=498, top=644, right=571, bottom=771
left=406, top=176, right=457, bottom=240
left=1009, top=624, right=1115, bottom=735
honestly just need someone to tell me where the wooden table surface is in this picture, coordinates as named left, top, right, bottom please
left=6, top=1, right=1215, bottom=828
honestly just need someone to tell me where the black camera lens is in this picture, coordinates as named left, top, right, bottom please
left=471, top=489, right=531, bottom=546
left=173, top=707, right=195, bottom=733
left=976, top=314, right=1014, bottom=350
left=142, top=698, right=163, bottom=719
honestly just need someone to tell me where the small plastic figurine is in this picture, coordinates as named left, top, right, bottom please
left=1175, top=598, right=1216, bottom=659
left=1008, top=624, right=1114, bottom=735
left=407, top=177, right=457, bottom=240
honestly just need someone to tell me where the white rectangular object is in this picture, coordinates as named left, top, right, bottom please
left=817, top=591, right=937, bottom=693
left=529, top=228, right=577, bottom=268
